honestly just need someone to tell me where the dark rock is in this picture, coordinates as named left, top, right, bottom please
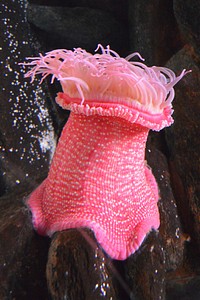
left=166, top=276, right=200, bottom=300
left=0, top=187, right=50, bottom=300
left=146, top=147, right=185, bottom=271
left=165, top=46, right=200, bottom=250
left=125, top=146, right=184, bottom=300
left=174, top=0, right=200, bottom=56
left=28, top=0, right=128, bottom=24
left=128, top=0, right=182, bottom=65
left=46, top=229, right=118, bottom=300
left=27, top=4, right=128, bottom=53
left=126, top=231, right=166, bottom=300
left=0, top=0, right=56, bottom=196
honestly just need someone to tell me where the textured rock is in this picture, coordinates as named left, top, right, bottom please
left=0, top=186, right=50, bottom=300
left=27, top=4, right=128, bottom=52
left=174, top=0, right=200, bottom=56
left=125, top=146, right=185, bottom=300
left=28, top=0, right=128, bottom=23
left=166, top=276, right=200, bottom=300
left=46, top=229, right=118, bottom=300
left=165, top=46, right=200, bottom=250
left=0, top=0, right=56, bottom=196
left=147, top=146, right=185, bottom=272
left=126, top=230, right=166, bottom=300
left=128, top=0, right=182, bottom=65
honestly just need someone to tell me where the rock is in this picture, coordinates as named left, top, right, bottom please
left=125, top=146, right=185, bottom=300
left=27, top=0, right=128, bottom=24
left=174, top=0, right=200, bottom=56
left=166, top=276, right=200, bottom=300
left=128, top=0, right=182, bottom=65
left=164, top=45, right=200, bottom=299
left=0, top=186, right=50, bottom=299
left=0, top=0, right=56, bottom=196
left=126, top=231, right=166, bottom=300
left=46, top=229, right=118, bottom=300
left=27, top=4, right=128, bottom=53
left=146, top=146, right=185, bottom=271
left=165, top=46, right=200, bottom=251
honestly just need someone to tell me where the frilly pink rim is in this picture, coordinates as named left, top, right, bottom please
left=56, top=92, right=174, bottom=131
left=27, top=179, right=160, bottom=260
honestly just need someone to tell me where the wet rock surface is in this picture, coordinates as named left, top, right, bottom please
left=0, top=186, right=50, bottom=300
left=174, top=0, right=200, bottom=56
left=166, top=46, right=200, bottom=249
left=0, top=0, right=56, bottom=196
left=124, top=147, right=185, bottom=300
left=125, top=230, right=166, bottom=300
left=128, top=0, right=182, bottom=65
left=27, top=4, right=128, bottom=53
left=147, top=147, right=185, bottom=272
left=166, top=274, right=200, bottom=300
left=47, top=229, right=119, bottom=300
left=0, top=0, right=199, bottom=299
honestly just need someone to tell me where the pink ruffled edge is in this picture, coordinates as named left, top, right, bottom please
left=27, top=166, right=160, bottom=260
left=28, top=195, right=159, bottom=261
left=56, top=92, right=174, bottom=131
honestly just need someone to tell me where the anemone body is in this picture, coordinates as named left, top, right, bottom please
left=25, top=45, right=187, bottom=260
left=29, top=112, right=159, bottom=260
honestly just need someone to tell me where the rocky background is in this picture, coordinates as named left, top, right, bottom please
left=0, top=0, right=199, bottom=299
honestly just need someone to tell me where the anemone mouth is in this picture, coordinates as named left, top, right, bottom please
left=23, top=44, right=190, bottom=116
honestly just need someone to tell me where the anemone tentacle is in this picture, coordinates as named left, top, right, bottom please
left=24, top=45, right=189, bottom=115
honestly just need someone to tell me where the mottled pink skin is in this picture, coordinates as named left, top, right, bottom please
left=28, top=112, right=159, bottom=260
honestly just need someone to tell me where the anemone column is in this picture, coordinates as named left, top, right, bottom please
left=29, top=112, right=159, bottom=260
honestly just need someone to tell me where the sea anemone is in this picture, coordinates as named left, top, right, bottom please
left=24, top=45, right=189, bottom=260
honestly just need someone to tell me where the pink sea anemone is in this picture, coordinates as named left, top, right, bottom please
left=24, top=45, right=188, bottom=260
